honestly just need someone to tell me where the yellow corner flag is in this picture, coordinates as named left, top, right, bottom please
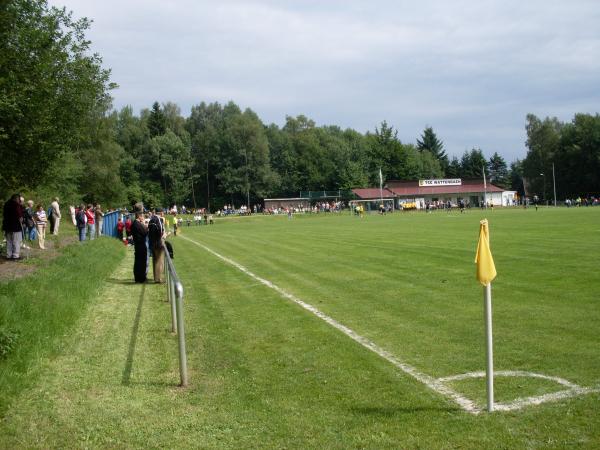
left=475, top=219, right=497, bottom=286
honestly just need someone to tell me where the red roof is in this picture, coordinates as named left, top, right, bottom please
left=386, top=179, right=503, bottom=196
left=353, top=179, right=505, bottom=199
left=352, top=188, right=395, bottom=199
left=388, top=184, right=503, bottom=196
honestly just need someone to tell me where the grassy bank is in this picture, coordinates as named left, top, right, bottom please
left=0, top=237, right=126, bottom=415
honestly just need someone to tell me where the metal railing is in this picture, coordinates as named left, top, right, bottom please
left=163, top=241, right=188, bottom=387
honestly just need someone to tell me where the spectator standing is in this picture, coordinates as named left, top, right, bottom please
left=2, top=194, right=24, bottom=260
left=75, top=204, right=87, bottom=241
left=117, top=217, right=125, bottom=243
left=125, top=216, right=133, bottom=242
left=95, top=204, right=104, bottom=237
left=148, top=209, right=165, bottom=283
left=69, top=205, right=76, bottom=225
left=34, top=204, right=47, bottom=249
left=19, top=196, right=29, bottom=249
left=50, top=197, right=61, bottom=235
left=85, top=204, right=95, bottom=240
left=172, top=213, right=178, bottom=236
left=131, top=212, right=148, bottom=283
left=24, top=200, right=36, bottom=243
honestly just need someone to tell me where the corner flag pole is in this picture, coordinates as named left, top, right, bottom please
left=484, top=282, right=493, bottom=411
left=475, top=219, right=497, bottom=412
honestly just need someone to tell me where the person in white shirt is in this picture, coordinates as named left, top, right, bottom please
left=34, top=204, right=47, bottom=249
left=50, top=197, right=61, bottom=235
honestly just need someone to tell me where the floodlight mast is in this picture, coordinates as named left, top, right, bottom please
left=552, top=163, right=557, bottom=207
left=379, top=168, right=384, bottom=208
left=483, top=164, right=488, bottom=209
left=244, top=147, right=250, bottom=208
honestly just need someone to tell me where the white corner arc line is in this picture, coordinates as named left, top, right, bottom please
left=436, top=371, right=600, bottom=411
left=494, top=386, right=599, bottom=412
left=437, top=370, right=580, bottom=389
left=181, top=235, right=481, bottom=414
left=181, top=235, right=600, bottom=414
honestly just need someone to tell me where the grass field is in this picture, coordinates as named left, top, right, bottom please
left=0, top=207, right=599, bottom=448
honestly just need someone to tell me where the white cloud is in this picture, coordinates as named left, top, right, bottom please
left=48, top=0, right=600, bottom=160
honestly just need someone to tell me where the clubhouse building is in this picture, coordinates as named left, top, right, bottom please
left=352, top=178, right=516, bottom=209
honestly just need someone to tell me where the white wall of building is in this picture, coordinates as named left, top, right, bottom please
left=393, top=192, right=517, bottom=207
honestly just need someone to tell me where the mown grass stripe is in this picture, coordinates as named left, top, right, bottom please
left=180, top=234, right=482, bottom=414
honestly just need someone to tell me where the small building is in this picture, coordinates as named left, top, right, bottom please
left=386, top=178, right=514, bottom=208
left=352, top=179, right=516, bottom=209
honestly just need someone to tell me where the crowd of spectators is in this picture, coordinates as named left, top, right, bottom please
left=264, top=201, right=345, bottom=215
left=1, top=194, right=62, bottom=259
left=0, top=195, right=113, bottom=260
left=564, top=197, right=599, bottom=207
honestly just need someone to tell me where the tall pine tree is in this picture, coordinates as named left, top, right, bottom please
left=417, top=127, right=448, bottom=175
left=147, top=101, right=167, bottom=137
left=487, top=152, right=509, bottom=188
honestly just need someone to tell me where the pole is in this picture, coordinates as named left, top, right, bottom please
left=483, top=164, right=488, bottom=209
left=379, top=168, right=384, bottom=210
left=244, top=148, right=250, bottom=208
left=170, top=274, right=177, bottom=333
left=552, top=163, right=557, bottom=207
left=484, top=283, right=494, bottom=412
left=206, top=159, right=210, bottom=213
left=175, top=282, right=188, bottom=387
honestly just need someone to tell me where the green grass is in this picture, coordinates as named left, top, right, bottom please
left=0, top=208, right=598, bottom=448
left=0, top=237, right=126, bottom=415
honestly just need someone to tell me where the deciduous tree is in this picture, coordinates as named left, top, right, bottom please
left=0, top=0, right=114, bottom=197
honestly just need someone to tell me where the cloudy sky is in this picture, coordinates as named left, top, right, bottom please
left=50, top=0, right=600, bottom=161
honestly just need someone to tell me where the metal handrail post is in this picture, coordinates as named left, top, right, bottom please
left=165, top=256, right=177, bottom=333
left=170, top=278, right=177, bottom=334
left=163, top=242, right=187, bottom=386
left=174, top=281, right=188, bottom=387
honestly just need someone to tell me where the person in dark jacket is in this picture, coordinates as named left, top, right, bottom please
left=2, top=194, right=24, bottom=260
left=75, top=204, right=87, bottom=242
left=24, top=199, right=36, bottom=244
left=131, top=212, right=148, bottom=283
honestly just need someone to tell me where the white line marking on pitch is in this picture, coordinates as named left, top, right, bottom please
left=181, top=235, right=599, bottom=414
left=436, top=371, right=599, bottom=412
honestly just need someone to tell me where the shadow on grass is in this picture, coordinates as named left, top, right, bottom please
left=106, top=277, right=137, bottom=285
left=122, top=284, right=145, bottom=385
left=125, top=381, right=178, bottom=388
left=351, top=405, right=460, bottom=416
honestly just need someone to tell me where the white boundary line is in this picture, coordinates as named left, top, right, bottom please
left=181, top=235, right=599, bottom=414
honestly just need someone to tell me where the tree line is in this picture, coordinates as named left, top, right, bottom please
left=513, top=114, right=600, bottom=201
left=2, top=0, right=599, bottom=209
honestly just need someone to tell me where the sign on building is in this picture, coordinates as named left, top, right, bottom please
left=418, top=178, right=462, bottom=187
